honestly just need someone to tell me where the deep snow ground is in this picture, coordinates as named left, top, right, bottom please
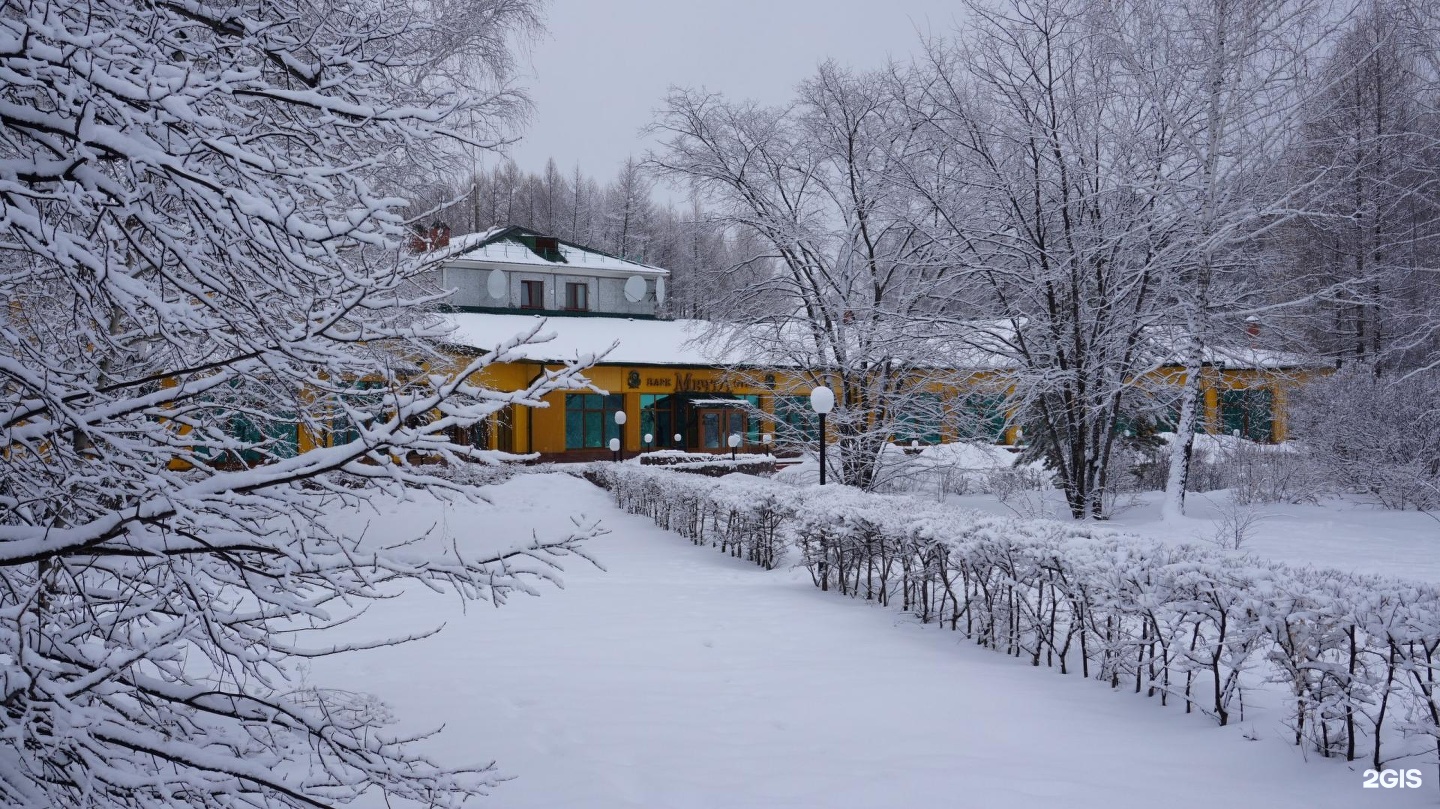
left=940, top=486, right=1440, bottom=582
left=311, top=472, right=1434, bottom=808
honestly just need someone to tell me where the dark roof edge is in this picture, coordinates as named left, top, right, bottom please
left=448, top=225, right=670, bottom=273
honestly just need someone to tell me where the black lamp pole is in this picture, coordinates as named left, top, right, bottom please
left=819, top=413, right=827, bottom=486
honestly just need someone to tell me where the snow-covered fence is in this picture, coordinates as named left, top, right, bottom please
left=586, top=464, right=1440, bottom=775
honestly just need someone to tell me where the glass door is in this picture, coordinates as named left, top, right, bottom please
left=699, top=409, right=723, bottom=449
left=696, top=407, right=747, bottom=450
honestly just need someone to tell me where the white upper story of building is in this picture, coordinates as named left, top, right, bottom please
left=427, top=224, right=669, bottom=318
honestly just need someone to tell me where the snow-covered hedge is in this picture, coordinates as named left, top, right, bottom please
left=587, top=464, right=1440, bottom=772
left=637, top=452, right=778, bottom=477
left=585, top=465, right=796, bottom=570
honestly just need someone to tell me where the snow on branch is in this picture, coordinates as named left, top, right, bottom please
left=0, top=0, right=598, bottom=805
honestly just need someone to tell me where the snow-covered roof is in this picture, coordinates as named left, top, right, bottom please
left=954, top=321, right=1312, bottom=371
left=1136, top=326, right=1311, bottom=370
left=442, top=312, right=743, bottom=366
left=438, top=312, right=1311, bottom=373
left=1199, top=344, right=1310, bottom=370
left=436, top=226, right=668, bottom=277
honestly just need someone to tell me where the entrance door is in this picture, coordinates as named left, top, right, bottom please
left=696, top=408, right=746, bottom=450
left=698, top=409, right=723, bottom=449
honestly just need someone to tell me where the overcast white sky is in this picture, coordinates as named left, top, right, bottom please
left=502, top=0, right=963, bottom=182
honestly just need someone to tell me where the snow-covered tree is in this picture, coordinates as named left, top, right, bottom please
left=903, top=0, right=1181, bottom=518
left=898, top=0, right=1346, bottom=517
left=1291, top=371, right=1440, bottom=509
left=1280, top=2, right=1440, bottom=376
left=649, top=64, right=970, bottom=489
left=605, top=156, right=654, bottom=261
left=1100, top=0, right=1340, bottom=517
left=0, top=0, right=603, bottom=806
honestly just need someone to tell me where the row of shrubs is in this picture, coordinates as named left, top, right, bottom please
left=583, top=463, right=1440, bottom=774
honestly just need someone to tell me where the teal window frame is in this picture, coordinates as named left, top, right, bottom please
left=330, top=380, right=386, bottom=447
left=894, top=392, right=943, bottom=445
left=195, top=379, right=301, bottom=465
left=640, top=394, right=674, bottom=447
left=775, top=395, right=819, bottom=443
left=742, top=394, right=762, bottom=443
left=1218, top=388, right=1273, bottom=442
left=565, top=394, right=624, bottom=449
left=956, top=394, right=1006, bottom=442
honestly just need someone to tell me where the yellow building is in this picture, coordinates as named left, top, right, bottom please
left=430, top=227, right=1308, bottom=462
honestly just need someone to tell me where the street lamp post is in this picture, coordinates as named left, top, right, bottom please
left=727, top=432, right=740, bottom=461
left=810, top=386, right=835, bottom=485
left=673, top=432, right=683, bottom=449
left=608, top=437, right=620, bottom=463
left=644, top=433, right=653, bottom=451
left=614, top=410, right=627, bottom=462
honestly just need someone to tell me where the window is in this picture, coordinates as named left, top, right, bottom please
left=197, top=379, right=303, bottom=466
left=775, top=395, right=819, bottom=442
left=494, top=405, right=515, bottom=453
left=565, top=394, right=624, bottom=449
left=894, top=393, right=943, bottom=445
left=534, top=236, right=562, bottom=261
left=329, top=380, right=385, bottom=447
left=641, top=394, right=677, bottom=447
left=451, top=417, right=491, bottom=451
left=955, top=394, right=1006, bottom=442
left=227, top=411, right=299, bottom=465
left=742, top=395, right=762, bottom=444
left=1219, top=388, right=1273, bottom=442
left=521, top=280, right=544, bottom=309
left=564, top=282, right=588, bottom=311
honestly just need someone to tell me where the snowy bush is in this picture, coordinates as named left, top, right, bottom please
left=586, top=466, right=796, bottom=570
left=590, top=465, right=1440, bottom=773
left=869, top=441, right=1032, bottom=500
left=1291, top=371, right=1440, bottom=510
left=1135, top=434, right=1322, bottom=504
left=641, top=454, right=778, bottom=477
left=1220, top=441, right=1322, bottom=505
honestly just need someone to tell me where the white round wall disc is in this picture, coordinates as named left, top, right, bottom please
left=623, top=275, right=647, bottom=303
left=486, top=269, right=507, bottom=300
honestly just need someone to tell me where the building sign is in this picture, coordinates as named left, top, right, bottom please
left=674, top=372, right=732, bottom=394
left=639, top=372, right=735, bottom=394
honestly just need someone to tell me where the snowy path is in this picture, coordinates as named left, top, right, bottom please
left=314, top=473, right=1432, bottom=808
